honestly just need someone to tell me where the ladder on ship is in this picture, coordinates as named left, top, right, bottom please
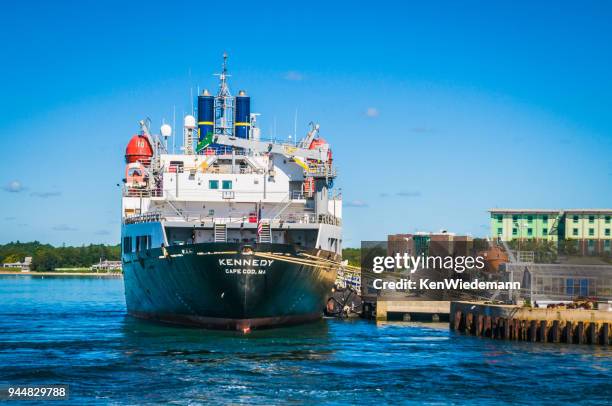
left=258, top=222, right=272, bottom=244
left=214, top=223, right=227, bottom=243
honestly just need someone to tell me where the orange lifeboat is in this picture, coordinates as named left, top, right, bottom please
left=309, top=138, right=333, bottom=164
left=125, top=135, right=153, bottom=163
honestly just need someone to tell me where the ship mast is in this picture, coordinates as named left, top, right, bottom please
left=214, top=53, right=234, bottom=137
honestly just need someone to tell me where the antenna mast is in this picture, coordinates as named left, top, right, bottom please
left=214, top=52, right=235, bottom=136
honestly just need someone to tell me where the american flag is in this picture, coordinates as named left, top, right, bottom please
left=256, top=203, right=263, bottom=238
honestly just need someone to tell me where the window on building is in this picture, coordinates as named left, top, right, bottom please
left=512, top=228, right=518, bottom=236
left=209, top=180, right=219, bottom=189
left=527, top=228, right=533, bottom=236
left=497, top=228, right=502, bottom=235
left=512, top=215, right=518, bottom=222
left=605, top=228, right=610, bottom=237
left=542, top=215, right=548, bottom=223
left=589, top=215, right=595, bottom=224
left=542, top=228, right=548, bottom=236
left=123, top=237, right=132, bottom=253
left=572, top=228, right=578, bottom=236
left=588, top=240, right=595, bottom=247
left=222, top=180, right=233, bottom=190
left=527, top=215, right=533, bottom=223
left=579, top=279, right=589, bottom=297
left=496, top=215, right=503, bottom=222
left=589, top=228, right=595, bottom=236
left=573, top=215, right=579, bottom=223
left=605, top=216, right=611, bottom=224
left=605, top=240, right=611, bottom=250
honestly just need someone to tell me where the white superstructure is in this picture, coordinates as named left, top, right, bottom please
left=121, top=56, right=342, bottom=256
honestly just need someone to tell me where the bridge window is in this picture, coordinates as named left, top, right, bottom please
left=209, top=180, right=219, bottom=189
left=136, top=235, right=151, bottom=252
left=123, top=237, right=132, bottom=253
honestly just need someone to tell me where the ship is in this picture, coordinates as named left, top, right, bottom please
left=120, top=55, right=342, bottom=331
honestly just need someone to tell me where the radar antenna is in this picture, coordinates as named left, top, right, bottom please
left=213, top=52, right=234, bottom=136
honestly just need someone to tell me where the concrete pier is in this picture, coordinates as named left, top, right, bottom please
left=376, top=300, right=450, bottom=322
left=450, top=301, right=612, bottom=345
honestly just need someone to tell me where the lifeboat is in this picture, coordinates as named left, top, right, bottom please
left=309, top=137, right=333, bottom=168
left=125, top=134, right=153, bottom=164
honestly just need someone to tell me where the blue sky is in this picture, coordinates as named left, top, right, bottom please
left=1, top=1, right=611, bottom=247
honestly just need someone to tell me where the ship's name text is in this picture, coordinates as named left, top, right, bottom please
left=218, top=259, right=274, bottom=267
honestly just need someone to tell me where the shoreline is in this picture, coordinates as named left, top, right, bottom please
left=0, top=271, right=122, bottom=277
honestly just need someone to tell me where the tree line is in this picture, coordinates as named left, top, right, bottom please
left=0, top=241, right=121, bottom=271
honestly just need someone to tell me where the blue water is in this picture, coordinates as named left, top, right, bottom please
left=0, top=275, right=610, bottom=405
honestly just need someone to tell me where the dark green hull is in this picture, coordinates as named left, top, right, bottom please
left=122, top=243, right=338, bottom=330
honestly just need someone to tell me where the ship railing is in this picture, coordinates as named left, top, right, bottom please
left=291, top=191, right=305, bottom=200
left=123, top=187, right=163, bottom=198
left=200, top=146, right=235, bottom=156
left=123, top=211, right=163, bottom=224
left=159, top=212, right=341, bottom=226
left=274, top=212, right=342, bottom=226
left=304, top=164, right=337, bottom=178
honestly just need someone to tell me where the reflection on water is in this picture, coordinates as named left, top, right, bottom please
left=0, top=275, right=611, bottom=404
left=376, top=321, right=450, bottom=330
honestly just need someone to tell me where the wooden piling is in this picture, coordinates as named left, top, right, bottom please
left=450, top=302, right=612, bottom=346
left=529, top=320, right=537, bottom=342
left=552, top=320, right=560, bottom=343
left=484, top=316, right=492, bottom=338
left=453, top=310, right=462, bottom=331
left=467, top=312, right=474, bottom=335
left=577, top=322, right=585, bottom=345
left=476, top=314, right=483, bottom=336
left=503, top=318, right=510, bottom=340
left=588, top=322, right=597, bottom=345
left=566, top=321, right=573, bottom=344
left=540, top=320, right=548, bottom=343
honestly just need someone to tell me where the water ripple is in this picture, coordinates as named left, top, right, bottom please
left=0, top=276, right=610, bottom=404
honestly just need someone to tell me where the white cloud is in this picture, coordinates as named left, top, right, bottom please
left=345, top=200, right=369, bottom=208
left=31, top=191, right=62, bottom=198
left=3, top=180, right=25, bottom=193
left=284, top=71, right=304, bottom=81
left=396, top=191, right=421, bottom=198
left=52, top=224, right=78, bottom=231
left=365, top=107, right=379, bottom=117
